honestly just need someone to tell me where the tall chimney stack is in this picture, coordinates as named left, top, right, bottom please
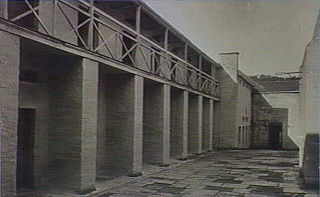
left=219, top=52, right=239, bottom=82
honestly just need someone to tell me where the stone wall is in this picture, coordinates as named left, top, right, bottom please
left=170, top=89, right=188, bottom=159
left=0, top=31, right=20, bottom=196
left=48, top=58, right=98, bottom=192
left=188, top=94, right=203, bottom=154
left=236, top=77, right=252, bottom=148
left=251, top=91, right=272, bottom=149
left=143, top=83, right=170, bottom=165
left=19, top=54, right=50, bottom=188
left=97, top=73, right=143, bottom=176
left=215, top=67, right=238, bottom=148
left=262, top=93, right=300, bottom=150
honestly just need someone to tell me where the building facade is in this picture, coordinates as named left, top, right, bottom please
left=298, top=10, right=319, bottom=186
left=214, top=53, right=253, bottom=149
left=0, top=0, right=220, bottom=195
left=251, top=78, right=300, bottom=150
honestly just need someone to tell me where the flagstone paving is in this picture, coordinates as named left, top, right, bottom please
left=93, top=150, right=318, bottom=197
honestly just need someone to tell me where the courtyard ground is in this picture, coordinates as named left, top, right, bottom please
left=90, top=150, right=318, bottom=197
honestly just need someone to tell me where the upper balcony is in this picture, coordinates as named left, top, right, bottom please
left=2, top=0, right=220, bottom=97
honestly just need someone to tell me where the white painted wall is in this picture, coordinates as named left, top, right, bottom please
left=262, top=92, right=300, bottom=150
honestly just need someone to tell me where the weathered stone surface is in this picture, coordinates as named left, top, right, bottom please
left=89, top=150, right=317, bottom=197
left=302, top=134, right=319, bottom=187
left=0, top=30, right=20, bottom=196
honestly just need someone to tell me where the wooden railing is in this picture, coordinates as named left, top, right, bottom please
left=5, top=0, right=219, bottom=96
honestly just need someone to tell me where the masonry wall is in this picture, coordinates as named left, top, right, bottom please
left=252, top=92, right=272, bottom=148
left=0, top=31, right=20, bottom=196
left=202, top=98, right=212, bottom=151
left=271, top=108, right=298, bottom=150
left=236, top=78, right=252, bottom=148
left=215, top=68, right=237, bottom=148
left=299, top=28, right=320, bottom=167
left=97, top=73, right=143, bottom=175
left=48, top=58, right=98, bottom=191
left=18, top=55, right=50, bottom=188
left=143, top=83, right=170, bottom=165
left=262, top=93, right=300, bottom=150
left=170, top=89, right=188, bottom=159
left=188, top=94, right=203, bottom=154
left=48, top=59, right=83, bottom=189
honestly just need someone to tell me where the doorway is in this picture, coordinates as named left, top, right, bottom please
left=16, top=108, right=35, bottom=189
left=268, top=123, right=282, bottom=149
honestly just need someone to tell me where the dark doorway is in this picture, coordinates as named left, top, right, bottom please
left=269, top=123, right=282, bottom=149
left=17, top=108, right=35, bottom=189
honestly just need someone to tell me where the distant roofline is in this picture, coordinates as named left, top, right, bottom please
left=237, top=70, right=267, bottom=91
left=260, top=91, right=300, bottom=94
left=219, top=52, right=240, bottom=55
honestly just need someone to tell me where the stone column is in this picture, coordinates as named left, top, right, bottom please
left=207, top=99, right=214, bottom=151
left=98, top=74, right=143, bottom=177
left=202, top=98, right=214, bottom=151
left=48, top=58, right=98, bottom=193
left=170, top=90, right=189, bottom=159
left=132, top=76, right=144, bottom=174
left=0, top=31, right=20, bottom=196
left=79, top=59, right=98, bottom=192
left=202, top=98, right=211, bottom=151
left=188, top=95, right=203, bottom=154
left=144, top=83, right=170, bottom=166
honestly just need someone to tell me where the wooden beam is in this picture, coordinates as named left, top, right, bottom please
left=136, top=5, right=141, bottom=35
left=164, top=28, right=168, bottom=51
left=198, top=55, right=202, bottom=88
left=198, top=55, right=202, bottom=71
left=0, top=0, right=8, bottom=19
left=53, top=0, right=57, bottom=36
left=88, top=0, right=94, bottom=50
left=211, top=64, right=216, bottom=78
left=110, top=4, right=136, bottom=10
left=0, top=21, right=219, bottom=100
left=184, top=44, right=188, bottom=61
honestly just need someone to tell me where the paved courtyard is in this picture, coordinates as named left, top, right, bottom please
left=91, top=150, right=318, bottom=197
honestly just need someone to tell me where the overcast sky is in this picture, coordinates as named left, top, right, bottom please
left=144, top=0, right=320, bottom=76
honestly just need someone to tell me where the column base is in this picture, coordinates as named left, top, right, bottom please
left=187, top=154, right=198, bottom=159
left=128, top=172, right=143, bottom=177
left=159, top=164, right=170, bottom=167
left=75, top=186, right=96, bottom=195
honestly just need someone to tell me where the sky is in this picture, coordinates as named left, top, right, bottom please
left=144, top=0, right=320, bottom=76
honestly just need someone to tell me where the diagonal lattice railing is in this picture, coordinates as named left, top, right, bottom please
left=5, top=0, right=219, bottom=96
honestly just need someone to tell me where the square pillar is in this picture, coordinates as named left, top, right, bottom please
left=209, top=99, right=214, bottom=150
left=48, top=58, right=98, bottom=193
left=202, top=98, right=213, bottom=151
left=132, top=76, right=144, bottom=174
left=143, top=83, right=170, bottom=166
left=170, top=90, right=188, bottom=159
left=80, top=59, right=98, bottom=191
left=0, top=31, right=20, bottom=196
left=188, top=95, right=203, bottom=154
left=98, top=74, right=143, bottom=176
left=213, top=101, right=220, bottom=148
